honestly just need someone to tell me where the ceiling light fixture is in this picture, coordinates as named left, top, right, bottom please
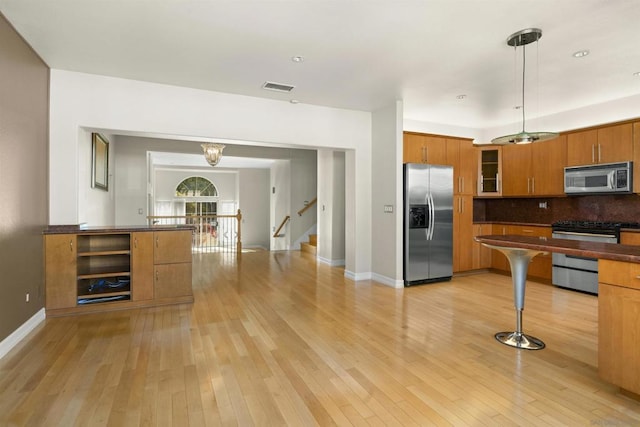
left=634, top=71, right=640, bottom=77
left=201, top=143, right=225, bottom=167
left=291, top=56, right=304, bottom=63
left=456, top=94, right=467, bottom=99
left=491, top=28, right=559, bottom=145
left=572, top=50, right=590, bottom=58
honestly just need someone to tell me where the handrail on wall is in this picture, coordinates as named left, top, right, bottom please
left=273, top=215, right=291, bottom=238
left=297, top=197, right=317, bottom=216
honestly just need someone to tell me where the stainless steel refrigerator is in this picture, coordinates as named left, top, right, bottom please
left=403, top=163, right=453, bottom=286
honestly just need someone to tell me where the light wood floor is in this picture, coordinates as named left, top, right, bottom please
left=2, top=251, right=640, bottom=426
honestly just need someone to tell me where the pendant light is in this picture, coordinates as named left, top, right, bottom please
left=491, top=28, right=559, bottom=145
left=201, top=143, right=225, bottom=167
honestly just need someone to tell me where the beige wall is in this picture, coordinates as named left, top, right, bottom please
left=0, top=14, right=49, bottom=340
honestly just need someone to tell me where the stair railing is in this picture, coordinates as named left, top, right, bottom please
left=147, top=209, right=242, bottom=253
left=297, top=197, right=317, bottom=216
left=273, top=215, right=291, bottom=238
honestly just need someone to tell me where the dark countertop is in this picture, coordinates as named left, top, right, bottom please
left=43, top=224, right=196, bottom=234
left=473, top=221, right=551, bottom=227
left=475, top=234, right=640, bottom=263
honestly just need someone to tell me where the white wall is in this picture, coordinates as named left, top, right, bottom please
left=331, top=152, right=346, bottom=262
left=371, top=101, right=404, bottom=287
left=78, top=129, right=116, bottom=226
left=270, top=160, right=291, bottom=250
left=50, top=70, right=372, bottom=277
left=317, top=150, right=346, bottom=265
left=239, top=169, right=270, bottom=249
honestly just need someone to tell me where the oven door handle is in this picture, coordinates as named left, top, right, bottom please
left=565, top=254, right=597, bottom=261
left=552, top=230, right=616, bottom=239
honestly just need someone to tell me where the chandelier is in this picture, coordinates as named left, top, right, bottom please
left=201, top=143, right=225, bottom=167
left=491, top=28, right=559, bottom=145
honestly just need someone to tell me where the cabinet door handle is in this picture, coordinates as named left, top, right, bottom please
left=156, top=236, right=159, bottom=248
left=156, top=270, right=159, bottom=281
left=421, top=146, right=427, bottom=163
left=531, top=177, right=535, bottom=194
left=598, top=144, right=602, bottom=163
left=527, top=177, right=531, bottom=193
left=70, top=240, right=73, bottom=251
left=134, top=238, right=138, bottom=249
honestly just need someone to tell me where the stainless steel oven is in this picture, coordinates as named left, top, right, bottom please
left=552, top=220, right=640, bottom=294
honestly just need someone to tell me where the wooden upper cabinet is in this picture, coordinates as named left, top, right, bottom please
left=501, top=144, right=532, bottom=196
left=477, top=146, right=502, bottom=196
left=567, top=123, right=633, bottom=166
left=530, top=134, right=567, bottom=195
left=502, top=135, right=567, bottom=196
left=446, top=138, right=475, bottom=195
left=566, top=128, right=597, bottom=166
left=403, top=132, right=447, bottom=164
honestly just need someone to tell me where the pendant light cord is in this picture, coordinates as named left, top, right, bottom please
left=521, top=42, right=526, bottom=133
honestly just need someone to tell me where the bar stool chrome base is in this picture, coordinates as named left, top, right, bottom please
left=495, top=331, right=545, bottom=350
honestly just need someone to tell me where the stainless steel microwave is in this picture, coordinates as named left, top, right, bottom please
left=564, top=161, right=633, bottom=195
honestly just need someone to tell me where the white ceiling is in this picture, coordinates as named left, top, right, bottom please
left=1, top=0, right=639, bottom=131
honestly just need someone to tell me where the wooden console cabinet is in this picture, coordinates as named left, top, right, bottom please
left=44, top=226, right=193, bottom=316
left=598, top=259, right=640, bottom=396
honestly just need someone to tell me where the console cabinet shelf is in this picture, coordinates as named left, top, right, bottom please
left=44, top=227, right=193, bottom=316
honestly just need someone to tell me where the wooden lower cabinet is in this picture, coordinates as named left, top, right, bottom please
left=471, top=224, right=492, bottom=269
left=488, top=224, right=552, bottom=281
left=598, top=259, right=640, bottom=395
left=44, top=228, right=193, bottom=316
left=453, top=195, right=473, bottom=272
left=44, top=234, right=77, bottom=310
left=155, top=263, right=192, bottom=299
left=620, top=231, right=640, bottom=245
left=132, top=232, right=154, bottom=301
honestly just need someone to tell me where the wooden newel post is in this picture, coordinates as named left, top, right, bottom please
left=236, top=209, right=242, bottom=254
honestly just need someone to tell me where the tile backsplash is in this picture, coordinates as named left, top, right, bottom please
left=474, top=194, right=640, bottom=224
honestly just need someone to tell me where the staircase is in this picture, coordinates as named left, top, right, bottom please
left=300, top=234, right=317, bottom=255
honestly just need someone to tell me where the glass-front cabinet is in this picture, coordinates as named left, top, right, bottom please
left=477, top=146, right=502, bottom=196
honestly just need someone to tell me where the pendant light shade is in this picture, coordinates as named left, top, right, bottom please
left=491, top=28, right=559, bottom=145
left=201, top=143, right=225, bottom=166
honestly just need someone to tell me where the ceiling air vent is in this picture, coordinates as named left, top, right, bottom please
left=262, top=81, right=295, bottom=93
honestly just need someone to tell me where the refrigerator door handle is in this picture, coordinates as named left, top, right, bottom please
left=427, top=192, right=435, bottom=240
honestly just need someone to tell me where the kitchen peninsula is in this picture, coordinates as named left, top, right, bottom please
left=476, top=234, right=640, bottom=399
left=44, top=225, right=195, bottom=317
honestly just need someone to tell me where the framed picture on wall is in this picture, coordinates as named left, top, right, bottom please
left=92, top=133, right=109, bottom=191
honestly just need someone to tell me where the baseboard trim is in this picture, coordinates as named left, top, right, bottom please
left=317, top=256, right=345, bottom=267
left=344, top=270, right=372, bottom=281
left=372, top=273, right=404, bottom=288
left=0, top=308, right=45, bottom=360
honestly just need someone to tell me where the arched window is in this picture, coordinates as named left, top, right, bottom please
left=175, top=176, right=218, bottom=197
left=175, top=176, right=218, bottom=216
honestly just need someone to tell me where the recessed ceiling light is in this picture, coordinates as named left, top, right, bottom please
left=456, top=94, right=467, bottom=100
left=290, top=99, right=299, bottom=104
left=634, top=71, right=640, bottom=77
left=291, top=56, right=304, bottom=63
left=572, top=50, right=590, bottom=58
